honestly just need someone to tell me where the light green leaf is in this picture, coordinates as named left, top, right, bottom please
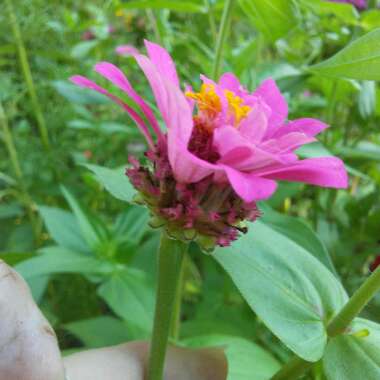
left=184, top=335, right=280, bottom=380
left=311, top=29, right=380, bottom=80
left=16, top=246, right=115, bottom=279
left=213, top=221, right=348, bottom=361
left=324, top=318, right=380, bottom=380
left=300, top=0, right=359, bottom=24
left=64, top=316, right=131, bottom=348
left=98, top=268, right=155, bottom=335
left=84, top=164, right=135, bottom=203
left=39, top=206, right=89, bottom=253
left=119, top=0, right=206, bottom=13
left=259, top=205, right=337, bottom=275
left=358, top=81, right=376, bottom=119
left=52, top=81, right=109, bottom=105
left=239, top=0, right=297, bottom=41
left=61, top=186, right=108, bottom=251
left=70, top=40, right=98, bottom=59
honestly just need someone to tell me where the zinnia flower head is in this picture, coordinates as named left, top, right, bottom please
left=70, top=40, right=348, bottom=250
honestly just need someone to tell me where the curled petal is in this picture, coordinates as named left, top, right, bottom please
left=69, top=75, right=154, bottom=147
left=261, top=157, right=349, bottom=189
left=223, top=166, right=278, bottom=202
left=253, top=78, right=288, bottom=138
left=261, top=132, right=316, bottom=154
left=144, top=40, right=180, bottom=87
left=273, top=118, right=329, bottom=139
left=94, top=61, right=163, bottom=139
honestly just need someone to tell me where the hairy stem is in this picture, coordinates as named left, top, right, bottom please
left=147, top=232, right=187, bottom=380
left=211, top=0, right=234, bottom=80
left=271, top=265, right=380, bottom=380
left=6, top=0, right=51, bottom=151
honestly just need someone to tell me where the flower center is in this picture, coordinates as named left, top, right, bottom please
left=186, top=83, right=251, bottom=128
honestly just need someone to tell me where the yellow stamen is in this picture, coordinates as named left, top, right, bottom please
left=186, top=83, right=251, bottom=127
left=186, top=84, right=222, bottom=118
left=224, top=90, right=251, bottom=125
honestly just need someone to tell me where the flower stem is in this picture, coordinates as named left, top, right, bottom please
left=6, top=0, right=51, bottom=151
left=211, top=0, right=234, bottom=80
left=271, top=265, right=380, bottom=380
left=327, top=265, right=380, bottom=337
left=147, top=232, right=187, bottom=380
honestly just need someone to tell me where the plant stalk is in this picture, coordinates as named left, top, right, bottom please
left=271, top=265, right=380, bottom=380
left=211, top=0, right=234, bottom=80
left=6, top=0, right=51, bottom=151
left=147, top=232, right=187, bottom=380
left=0, top=101, right=39, bottom=240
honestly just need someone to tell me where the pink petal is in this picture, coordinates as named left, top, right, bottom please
left=144, top=40, right=180, bottom=87
left=261, top=157, right=349, bottom=189
left=253, top=78, right=288, bottom=138
left=218, top=72, right=242, bottom=93
left=213, top=126, right=283, bottom=171
left=260, top=132, right=316, bottom=154
left=223, top=166, right=278, bottom=202
left=134, top=54, right=172, bottom=130
left=115, top=45, right=139, bottom=56
left=94, top=62, right=163, bottom=139
left=238, top=100, right=271, bottom=144
left=69, top=75, right=154, bottom=147
left=273, top=118, right=328, bottom=139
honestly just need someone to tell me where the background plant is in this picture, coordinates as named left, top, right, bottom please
left=1, top=0, right=380, bottom=379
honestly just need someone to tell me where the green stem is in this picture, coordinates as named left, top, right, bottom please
left=0, top=101, right=39, bottom=240
left=169, top=251, right=187, bottom=341
left=6, top=0, right=51, bottom=151
left=147, top=232, right=187, bottom=380
left=211, top=0, right=234, bottom=80
left=271, top=265, right=380, bottom=380
left=204, top=0, right=217, bottom=43
left=327, top=265, right=380, bottom=337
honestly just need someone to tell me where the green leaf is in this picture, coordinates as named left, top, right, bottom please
left=213, top=221, right=348, bottom=362
left=311, top=29, right=380, bottom=80
left=358, top=81, right=376, bottom=119
left=61, top=186, right=108, bottom=251
left=184, top=335, right=280, bottom=380
left=16, top=246, right=115, bottom=279
left=324, top=318, right=380, bottom=380
left=300, top=0, right=359, bottom=24
left=39, top=206, right=89, bottom=253
left=84, top=164, right=136, bottom=203
left=70, top=40, right=99, bottom=59
left=239, top=0, right=297, bottom=41
left=98, top=268, right=155, bottom=335
left=52, top=81, right=110, bottom=105
left=113, top=206, right=150, bottom=245
left=259, top=205, right=337, bottom=275
left=119, top=0, right=206, bottom=13
left=64, top=316, right=131, bottom=348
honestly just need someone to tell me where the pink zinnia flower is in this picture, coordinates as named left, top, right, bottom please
left=70, top=40, right=348, bottom=248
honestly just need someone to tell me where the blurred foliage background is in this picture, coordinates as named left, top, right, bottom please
left=1, top=0, right=380, bottom=377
